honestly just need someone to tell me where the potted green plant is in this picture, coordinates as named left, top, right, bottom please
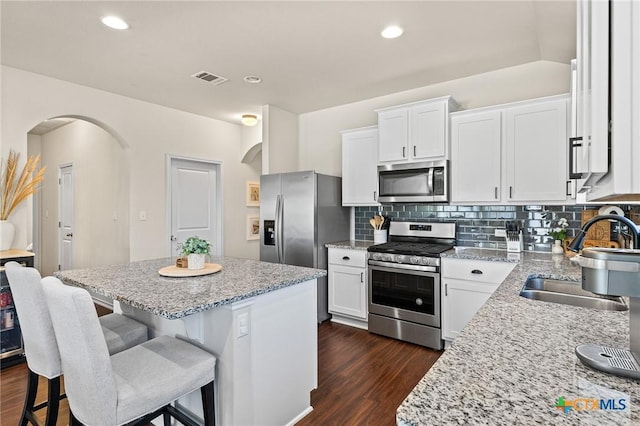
left=548, top=217, right=569, bottom=254
left=1, top=150, right=46, bottom=250
left=178, top=236, right=211, bottom=270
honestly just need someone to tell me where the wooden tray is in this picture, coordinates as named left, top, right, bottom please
left=158, top=263, right=222, bottom=277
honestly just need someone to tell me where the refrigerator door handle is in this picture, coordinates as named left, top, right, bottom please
left=275, top=194, right=282, bottom=263
left=278, top=195, right=285, bottom=263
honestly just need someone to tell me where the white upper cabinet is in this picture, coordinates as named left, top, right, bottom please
left=451, top=110, right=502, bottom=203
left=377, top=109, right=409, bottom=163
left=506, top=99, right=568, bottom=202
left=341, top=126, right=379, bottom=206
left=575, top=0, right=640, bottom=201
left=450, top=95, right=570, bottom=204
left=376, top=96, right=458, bottom=164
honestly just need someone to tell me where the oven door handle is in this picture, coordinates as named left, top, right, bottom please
left=368, top=260, right=438, bottom=273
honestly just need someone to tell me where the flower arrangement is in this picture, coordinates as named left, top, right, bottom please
left=1, top=150, right=46, bottom=220
left=548, top=217, right=569, bottom=241
left=178, top=236, right=211, bottom=256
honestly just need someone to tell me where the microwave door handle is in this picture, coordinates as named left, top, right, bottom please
left=427, top=168, right=434, bottom=195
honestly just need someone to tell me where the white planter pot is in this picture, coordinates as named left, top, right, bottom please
left=0, top=220, right=15, bottom=251
left=552, top=240, right=564, bottom=255
left=188, top=253, right=206, bottom=270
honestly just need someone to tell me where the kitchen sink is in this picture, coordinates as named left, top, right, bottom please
left=519, top=277, right=628, bottom=311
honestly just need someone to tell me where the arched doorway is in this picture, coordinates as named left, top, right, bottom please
left=27, top=116, right=130, bottom=275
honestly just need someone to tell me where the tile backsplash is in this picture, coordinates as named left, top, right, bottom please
left=355, top=204, right=638, bottom=252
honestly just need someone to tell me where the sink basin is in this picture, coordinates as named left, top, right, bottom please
left=519, top=277, right=628, bottom=311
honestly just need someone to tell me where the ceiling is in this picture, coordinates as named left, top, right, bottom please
left=1, top=1, right=576, bottom=126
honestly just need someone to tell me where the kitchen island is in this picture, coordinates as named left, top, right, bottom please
left=56, top=256, right=326, bottom=426
left=397, top=248, right=639, bottom=425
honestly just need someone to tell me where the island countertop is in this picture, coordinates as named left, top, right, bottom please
left=397, top=247, right=639, bottom=425
left=54, top=256, right=326, bottom=319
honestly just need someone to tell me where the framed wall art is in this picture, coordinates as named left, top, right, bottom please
left=246, top=181, right=260, bottom=206
left=247, top=215, right=260, bottom=240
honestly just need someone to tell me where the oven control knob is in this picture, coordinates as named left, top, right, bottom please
left=415, top=298, right=423, bottom=306
left=420, top=257, right=432, bottom=266
left=409, top=256, right=420, bottom=264
left=371, top=253, right=382, bottom=261
left=395, top=255, right=405, bottom=264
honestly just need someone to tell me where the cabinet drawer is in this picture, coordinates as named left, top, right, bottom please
left=328, top=248, right=366, bottom=267
left=442, top=258, right=515, bottom=284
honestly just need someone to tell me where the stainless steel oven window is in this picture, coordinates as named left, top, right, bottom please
left=368, top=264, right=441, bottom=328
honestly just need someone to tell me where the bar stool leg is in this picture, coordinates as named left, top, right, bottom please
left=20, top=369, right=39, bottom=426
left=70, top=410, right=83, bottom=426
left=44, top=377, right=61, bottom=426
left=201, top=381, right=215, bottom=426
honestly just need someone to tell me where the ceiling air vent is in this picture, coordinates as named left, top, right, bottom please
left=191, top=71, right=228, bottom=85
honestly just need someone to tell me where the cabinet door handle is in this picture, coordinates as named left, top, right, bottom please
left=413, top=145, right=417, bottom=157
left=360, top=272, right=364, bottom=283
left=342, top=256, right=350, bottom=261
left=509, top=186, right=513, bottom=198
left=566, top=181, right=572, bottom=196
left=373, top=191, right=377, bottom=201
left=494, top=187, right=498, bottom=199
left=445, top=283, right=448, bottom=296
left=402, top=146, right=406, bottom=158
left=569, top=136, right=585, bottom=179
left=471, top=269, right=483, bottom=275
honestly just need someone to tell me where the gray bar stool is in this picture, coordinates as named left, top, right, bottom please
left=43, top=276, right=216, bottom=426
left=4, top=262, right=149, bottom=426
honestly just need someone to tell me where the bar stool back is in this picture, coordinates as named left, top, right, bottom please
left=43, top=276, right=216, bottom=426
left=4, top=262, right=148, bottom=426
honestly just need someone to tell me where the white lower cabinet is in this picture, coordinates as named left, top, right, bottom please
left=441, top=258, right=515, bottom=344
left=328, top=248, right=368, bottom=329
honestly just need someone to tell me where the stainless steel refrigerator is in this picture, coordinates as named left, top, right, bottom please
left=260, top=171, right=350, bottom=322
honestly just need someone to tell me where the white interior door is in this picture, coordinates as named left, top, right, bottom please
left=59, top=164, right=73, bottom=271
left=169, top=157, right=222, bottom=257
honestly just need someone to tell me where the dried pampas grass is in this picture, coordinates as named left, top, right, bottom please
left=1, top=150, right=46, bottom=220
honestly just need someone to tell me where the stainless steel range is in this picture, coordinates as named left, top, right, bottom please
left=367, top=221, right=456, bottom=350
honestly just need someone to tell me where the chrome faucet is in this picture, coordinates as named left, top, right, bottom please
left=567, top=214, right=640, bottom=252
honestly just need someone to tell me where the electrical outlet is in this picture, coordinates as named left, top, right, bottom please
left=495, top=229, right=507, bottom=237
left=237, top=312, right=249, bottom=338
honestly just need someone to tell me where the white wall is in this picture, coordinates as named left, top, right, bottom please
left=262, top=104, right=299, bottom=174
left=36, top=120, right=129, bottom=275
left=1, top=66, right=261, bottom=262
left=299, top=60, right=571, bottom=176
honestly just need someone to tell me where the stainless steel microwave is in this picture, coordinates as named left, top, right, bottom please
left=377, top=160, right=448, bottom=203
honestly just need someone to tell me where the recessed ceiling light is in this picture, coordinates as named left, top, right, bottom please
left=381, top=25, right=403, bottom=39
left=241, top=114, right=259, bottom=126
left=101, top=16, right=129, bottom=30
left=243, top=76, right=262, bottom=84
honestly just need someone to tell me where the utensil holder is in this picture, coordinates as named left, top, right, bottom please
left=374, top=230, right=388, bottom=244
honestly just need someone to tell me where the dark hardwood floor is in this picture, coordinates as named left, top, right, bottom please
left=1, top=320, right=441, bottom=425
left=298, top=321, right=441, bottom=426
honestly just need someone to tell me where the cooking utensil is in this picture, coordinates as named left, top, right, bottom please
left=370, top=215, right=385, bottom=230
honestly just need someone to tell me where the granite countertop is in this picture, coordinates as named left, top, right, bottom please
left=325, top=240, right=375, bottom=251
left=54, top=256, right=326, bottom=320
left=397, top=247, right=638, bottom=425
